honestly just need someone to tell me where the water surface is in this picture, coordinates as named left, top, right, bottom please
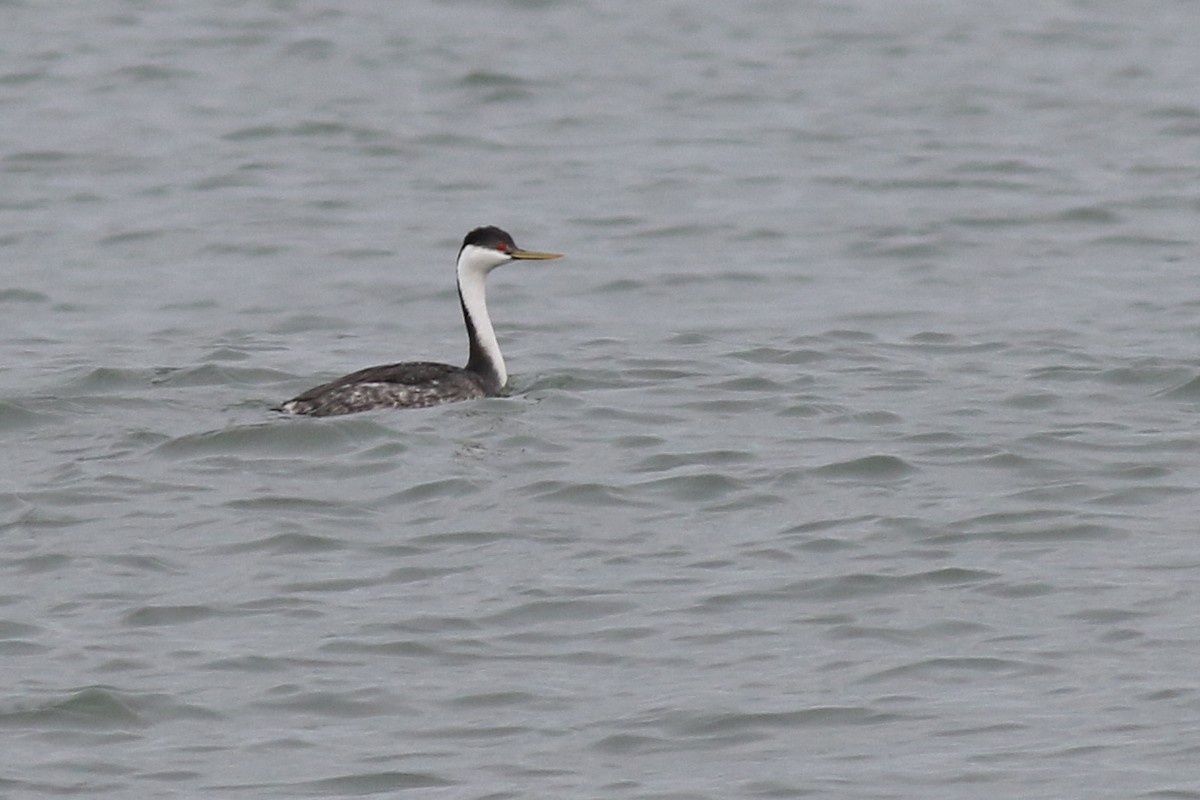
left=3, top=2, right=1200, bottom=798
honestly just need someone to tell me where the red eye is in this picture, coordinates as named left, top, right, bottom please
left=495, top=242, right=508, bottom=252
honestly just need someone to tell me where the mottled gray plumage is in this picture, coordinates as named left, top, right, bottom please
left=277, top=362, right=496, bottom=417
left=276, top=226, right=561, bottom=417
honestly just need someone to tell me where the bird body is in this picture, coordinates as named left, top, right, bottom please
left=277, top=226, right=562, bottom=417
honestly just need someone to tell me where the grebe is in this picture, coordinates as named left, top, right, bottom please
left=277, top=226, right=562, bottom=416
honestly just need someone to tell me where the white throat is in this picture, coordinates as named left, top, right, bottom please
left=456, top=244, right=508, bottom=388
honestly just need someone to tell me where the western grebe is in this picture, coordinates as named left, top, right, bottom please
left=277, top=226, right=562, bottom=417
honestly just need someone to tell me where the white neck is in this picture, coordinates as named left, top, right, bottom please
left=456, top=245, right=507, bottom=389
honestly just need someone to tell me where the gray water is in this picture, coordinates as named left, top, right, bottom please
left=3, top=1, right=1200, bottom=797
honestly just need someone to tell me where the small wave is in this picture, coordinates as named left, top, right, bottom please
left=815, top=454, right=915, bottom=479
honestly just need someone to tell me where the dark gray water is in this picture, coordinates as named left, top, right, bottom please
left=3, top=1, right=1200, bottom=798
